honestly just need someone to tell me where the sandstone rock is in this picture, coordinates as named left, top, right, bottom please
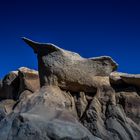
left=105, top=104, right=140, bottom=140
left=109, top=72, right=125, bottom=87
left=22, top=37, right=118, bottom=92
left=0, top=99, right=16, bottom=114
left=0, top=71, right=19, bottom=100
left=0, top=38, right=139, bottom=140
left=0, top=68, right=39, bottom=101
left=14, top=86, right=76, bottom=116
left=73, top=92, right=88, bottom=118
left=116, top=91, right=140, bottom=125
left=0, top=111, right=101, bottom=140
left=121, top=74, right=140, bottom=88
left=110, top=72, right=140, bottom=90
left=81, top=86, right=117, bottom=140
left=0, top=86, right=101, bottom=140
left=18, top=67, right=40, bottom=94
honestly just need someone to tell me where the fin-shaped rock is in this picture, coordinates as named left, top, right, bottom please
left=23, top=37, right=118, bottom=92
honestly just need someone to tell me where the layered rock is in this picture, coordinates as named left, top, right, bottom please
left=0, top=38, right=139, bottom=140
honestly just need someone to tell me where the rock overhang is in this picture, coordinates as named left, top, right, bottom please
left=22, top=37, right=118, bottom=92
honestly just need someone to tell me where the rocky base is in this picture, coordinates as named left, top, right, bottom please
left=0, top=67, right=139, bottom=140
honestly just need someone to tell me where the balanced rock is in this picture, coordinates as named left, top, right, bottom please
left=22, top=37, right=118, bottom=92
left=0, top=37, right=139, bottom=140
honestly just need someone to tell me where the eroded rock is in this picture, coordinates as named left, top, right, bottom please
left=0, top=38, right=139, bottom=140
left=22, top=37, right=118, bottom=92
left=0, top=71, right=19, bottom=100
left=18, top=67, right=39, bottom=93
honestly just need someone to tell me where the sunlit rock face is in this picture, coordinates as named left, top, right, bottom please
left=22, top=37, right=118, bottom=93
left=0, top=38, right=139, bottom=140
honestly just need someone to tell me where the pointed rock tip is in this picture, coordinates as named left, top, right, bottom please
left=22, top=37, right=61, bottom=53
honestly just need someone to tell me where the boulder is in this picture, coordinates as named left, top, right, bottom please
left=110, top=72, right=140, bottom=89
left=18, top=67, right=40, bottom=94
left=0, top=68, right=39, bottom=101
left=0, top=71, right=19, bottom=100
left=0, top=111, right=101, bottom=140
left=121, top=74, right=140, bottom=88
left=22, top=37, right=118, bottom=92
left=14, top=86, right=77, bottom=116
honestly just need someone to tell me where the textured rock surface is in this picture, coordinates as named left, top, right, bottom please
left=0, top=71, right=19, bottom=100
left=0, top=67, right=39, bottom=101
left=22, top=37, right=118, bottom=92
left=18, top=67, right=39, bottom=93
left=0, top=38, right=139, bottom=140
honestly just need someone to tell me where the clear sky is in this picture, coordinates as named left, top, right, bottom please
left=0, top=0, right=140, bottom=79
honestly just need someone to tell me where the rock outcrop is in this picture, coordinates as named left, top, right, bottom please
left=22, top=37, right=118, bottom=92
left=0, top=67, right=39, bottom=101
left=0, top=38, right=139, bottom=140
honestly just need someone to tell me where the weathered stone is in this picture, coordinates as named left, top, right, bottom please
left=18, top=67, right=40, bottom=94
left=0, top=71, right=19, bottom=100
left=0, top=99, right=16, bottom=114
left=110, top=72, right=140, bottom=90
left=22, top=37, right=118, bottom=92
left=109, top=72, right=126, bottom=87
left=14, top=86, right=77, bottom=116
left=73, top=92, right=88, bottom=118
left=116, top=91, right=140, bottom=125
left=121, top=74, right=140, bottom=88
left=105, top=104, right=140, bottom=140
left=2, top=111, right=101, bottom=140
left=0, top=38, right=139, bottom=140
left=0, top=86, right=101, bottom=140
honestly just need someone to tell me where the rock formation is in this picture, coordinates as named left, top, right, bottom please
left=0, top=38, right=139, bottom=140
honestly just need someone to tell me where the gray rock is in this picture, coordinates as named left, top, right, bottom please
left=5, top=111, right=101, bottom=140
left=105, top=104, right=140, bottom=140
left=116, top=91, right=140, bottom=125
left=0, top=85, right=102, bottom=140
left=22, top=37, right=118, bottom=92
left=0, top=80, right=2, bottom=88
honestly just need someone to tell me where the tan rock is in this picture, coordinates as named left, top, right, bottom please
left=18, top=67, right=40, bottom=93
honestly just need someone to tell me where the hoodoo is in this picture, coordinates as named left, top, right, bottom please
left=0, top=38, right=139, bottom=140
left=22, top=37, right=118, bottom=92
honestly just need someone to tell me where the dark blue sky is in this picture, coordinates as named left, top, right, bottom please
left=0, top=0, right=140, bottom=78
